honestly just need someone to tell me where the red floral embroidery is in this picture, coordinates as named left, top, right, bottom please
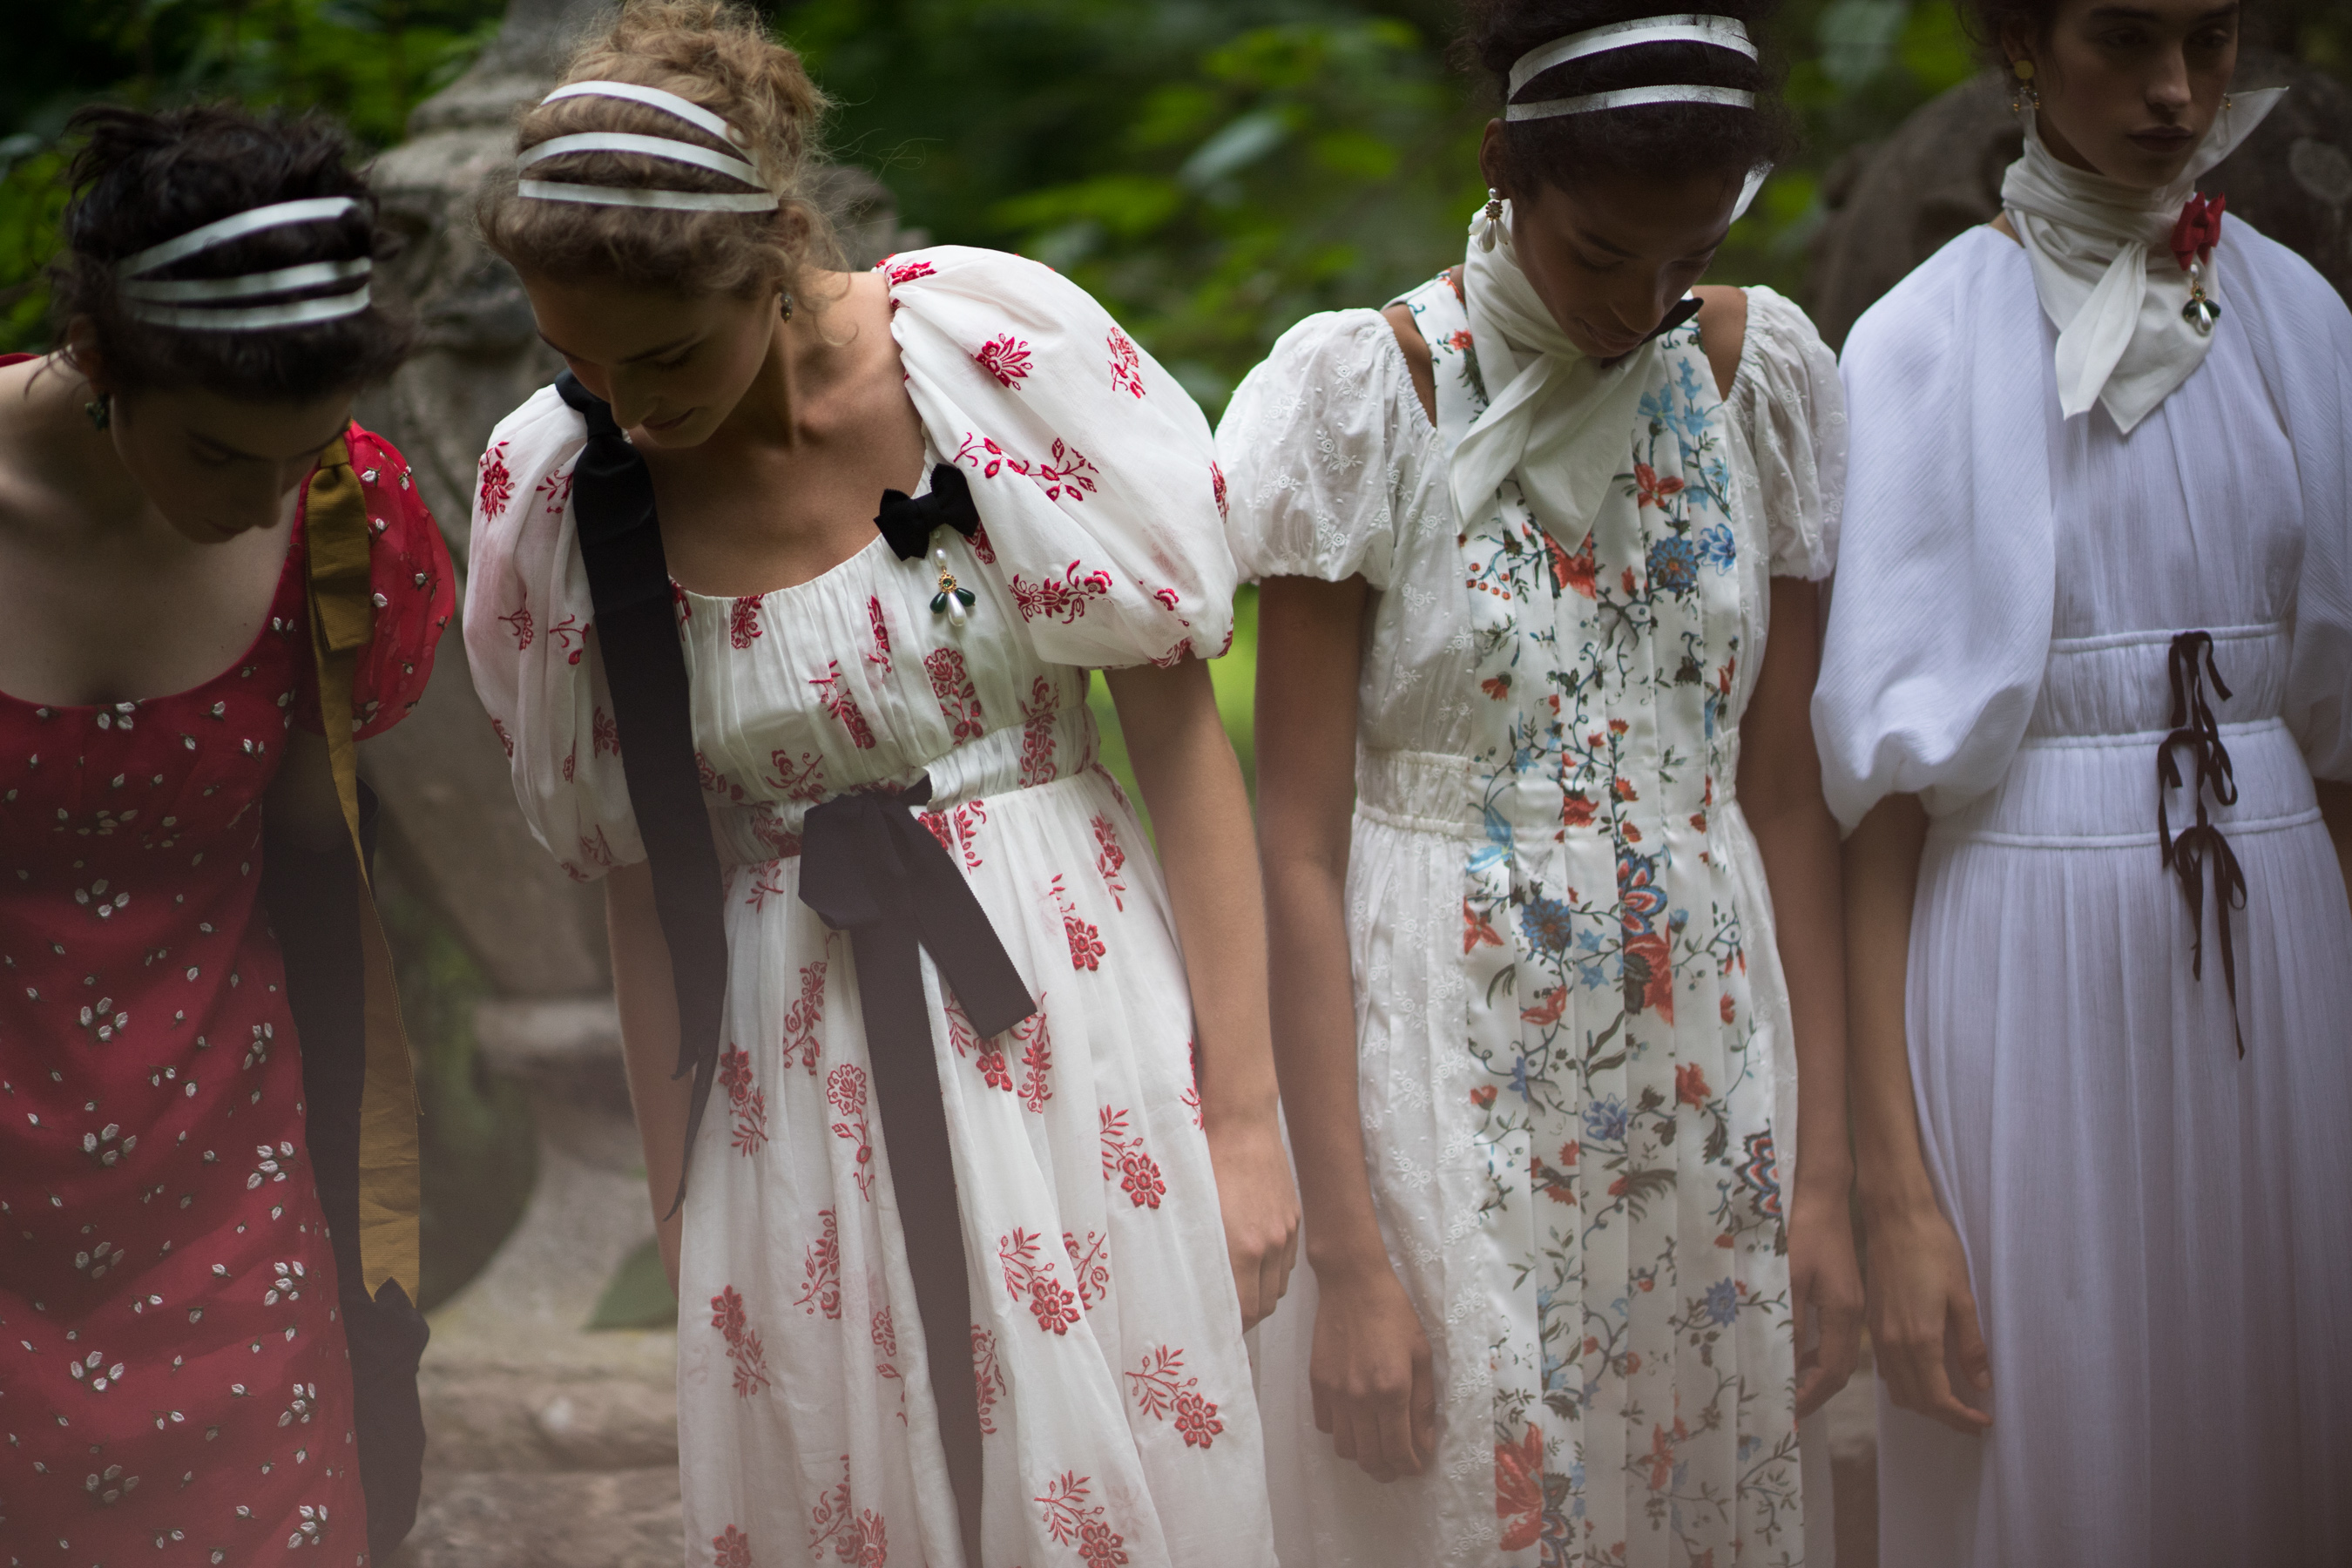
left=1032, top=439, right=1098, bottom=503
left=537, top=465, right=574, bottom=517
left=591, top=706, right=620, bottom=758
left=972, top=1325, right=1006, bottom=1435
left=1035, top=1472, right=1126, bottom=1566
left=1674, top=1063, right=1711, bottom=1107
left=827, top=1064, right=875, bottom=1200
left=882, top=256, right=935, bottom=285
left=767, top=747, right=828, bottom=803
left=720, top=1044, right=767, bottom=1155
left=1497, top=1423, right=1544, bottom=1551
left=1091, top=814, right=1128, bottom=910
left=1010, top=563, right=1113, bottom=625
left=1125, top=1345, right=1223, bottom=1449
left=1013, top=1002, right=1053, bottom=1112
left=578, top=826, right=616, bottom=870
left=497, top=593, right=534, bottom=651
left=548, top=612, right=585, bottom=666
left=1210, top=460, right=1229, bottom=522
left=865, top=595, right=892, bottom=674
left=711, top=1284, right=772, bottom=1397
left=490, top=713, right=516, bottom=758
left=1063, top=1227, right=1110, bottom=1313
left=1632, top=461, right=1686, bottom=510
left=1106, top=327, right=1145, bottom=399
left=871, top=1308, right=903, bottom=1408
left=781, top=959, right=827, bottom=1074
left=477, top=440, right=513, bottom=520
left=950, top=996, right=1015, bottom=1093
left=1181, top=1043, right=1203, bottom=1131
left=997, top=1227, right=1080, bottom=1334
left=699, top=750, right=748, bottom=803
left=970, top=519, right=997, bottom=565
left=1017, top=678, right=1057, bottom=787
left=974, top=334, right=1034, bottom=388
left=1098, top=1105, right=1164, bottom=1209
left=729, top=596, right=764, bottom=649
left=1546, top=530, right=1598, bottom=600
left=1051, top=876, right=1105, bottom=970
left=712, top=1524, right=754, bottom=1568
left=808, top=1456, right=888, bottom=1566
left=810, top=660, right=876, bottom=749
left=923, top=647, right=985, bottom=745
left=742, top=864, right=791, bottom=915
left=796, top=1208, right=841, bottom=1319
left=562, top=745, right=577, bottom=783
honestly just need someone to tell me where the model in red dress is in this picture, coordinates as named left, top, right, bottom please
left=0, top=415, right=449, bottom=1564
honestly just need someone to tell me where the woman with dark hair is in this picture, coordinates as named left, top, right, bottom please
left=0, top=105, right=451, bottom=1564
left=1220, top=1, right=1859, bottom=1561
left=1815, top=0, right=2352, bottom=1558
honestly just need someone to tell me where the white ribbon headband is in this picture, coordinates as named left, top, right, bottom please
left=113, top=196, right=372, bottom=331
left=1504, top=14, right=1758, bottom=121
left=520, top=80, right=779, bottom=213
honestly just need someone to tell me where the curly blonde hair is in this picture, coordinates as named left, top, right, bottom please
left=476, top=0, right=837, bottom=299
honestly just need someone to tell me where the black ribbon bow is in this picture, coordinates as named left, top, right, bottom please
left=801, top=775, right=1035, bottom=1558
left=554, top=370, right=735, bottom=1213
left=2156, top=630, right=2248, bottom=1056
left=875, top=463, right=981, bottom=561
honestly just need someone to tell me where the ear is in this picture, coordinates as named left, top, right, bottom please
left=62, top=314, right=107, bottom=391
left=1477, top=119, right=1512, bottom=200
left=1997, top=19, right=2038, bottom=75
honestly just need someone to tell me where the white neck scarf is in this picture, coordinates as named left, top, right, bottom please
left=2000, top=87, right=2282, bottom=433
left=1450, top=200, right=1662, bottom=539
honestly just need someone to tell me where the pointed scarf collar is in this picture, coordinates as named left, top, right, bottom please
left=1450, top=199, right=1665, bottom=541
left=2000, top=87, right=2283, bottom=433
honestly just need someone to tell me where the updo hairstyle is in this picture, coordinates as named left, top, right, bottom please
left=476, top=0, right=838, bottom=301
left=1955, top=0, right=2060, bottom=67
left=50, top=104, right=411, bottom=402
left=1463, top=0, right=1796, bottom=199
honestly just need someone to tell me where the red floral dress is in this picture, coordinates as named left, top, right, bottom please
left=0, top=422, right=450, bottom=1565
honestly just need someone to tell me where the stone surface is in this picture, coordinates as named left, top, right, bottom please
left=393, top=1468, right=683, bottom=1568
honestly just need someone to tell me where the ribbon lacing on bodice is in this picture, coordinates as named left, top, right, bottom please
left=2156, top=630, right=2247, bottom=1055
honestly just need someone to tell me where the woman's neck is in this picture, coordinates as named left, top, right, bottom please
left=3, top=356, right=154, bottom=535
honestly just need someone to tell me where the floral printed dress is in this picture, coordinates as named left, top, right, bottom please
left=0, top=424, right=450, bottom=1565
left=1220, top=274, right=1843, bottom=1567
left=465, top=248, right=1274, bottom=1568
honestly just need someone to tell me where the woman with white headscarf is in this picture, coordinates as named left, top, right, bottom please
left=1815, top=0, right=2352, bottom=1559
left=1220, top=1, right=1860, bottom=1560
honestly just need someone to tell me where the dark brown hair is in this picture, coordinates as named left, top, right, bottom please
left=1462, top=0, right=1797, bottom=195
left=50, top=104, right=412, bottom=402
left=476, top=0, right=837, bottom=301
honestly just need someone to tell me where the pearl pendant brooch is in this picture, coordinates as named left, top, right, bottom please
left=2181, top=260, right=2220, bottom=335
left=929, top=544, right=976, bottom=627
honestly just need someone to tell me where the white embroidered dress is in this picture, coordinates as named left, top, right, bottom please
left=466, top=247, right=1274, bottom=1568
left=1220, top=274, right=1843, bottom=1567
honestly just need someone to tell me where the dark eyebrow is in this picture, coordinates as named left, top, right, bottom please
left=190, top=430, right=336, bottom=464
left=536, top=330, right=697, bottom=365
left=2084, top=3, right=2235, bottom=17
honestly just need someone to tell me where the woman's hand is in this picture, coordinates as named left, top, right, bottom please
left=1788, top=1177, right=1865, bottom=1419
left=1205, top=1112, right=1300, bottom=1328
left=1864, top=1199, right=1991, bottom=1433
left=1309, top=1249, right=1437, bottom=1483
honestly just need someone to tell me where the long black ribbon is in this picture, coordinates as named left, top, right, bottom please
left=2157, top=630, right=2247, bottom=1056
left=875, top=463, right=981, bottom=561
left=801, top=776, right=1036, bottom=1558
left=555, top=371, right=733, bottom=1213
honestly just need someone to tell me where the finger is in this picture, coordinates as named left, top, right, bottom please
left=1312, top=1380, right=1335, bottom=1436
left=1375, top=1392, right=1421, bottom=1477
left=1231, top=1247, right=1262, bottom=1331
left=1328, top=1397, right=1356, bottom=1457
left=1950, top=1294, right=1993, bottom=1394
left=1912, top=1344, right=1992, bottom=1434
left=1348, top=1408, right=1397, bottom=1483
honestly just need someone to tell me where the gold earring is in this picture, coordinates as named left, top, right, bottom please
left=779, top=290, right=794, bottom=322
left=2010, top=58, right=2040, bottom=115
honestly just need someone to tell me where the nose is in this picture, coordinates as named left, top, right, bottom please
left=2149, top=45, right=2193, bottom=112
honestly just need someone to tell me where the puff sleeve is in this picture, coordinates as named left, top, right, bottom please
left=1725, top=287, right=1845, bottom=582
left=885, top=248, right=1237, bottom=668
left=292, top=426, right=456, bottom=740
left=1214, top=309, right=1409, bottom=589
left=461, top=389, right=647, bottom=882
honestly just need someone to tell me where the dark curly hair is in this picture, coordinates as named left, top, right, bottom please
left=1462, top=0, right=1797, bottom=196
left=50, top=104, right=412, bottom=402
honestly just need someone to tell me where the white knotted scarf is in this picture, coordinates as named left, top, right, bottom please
left=2001, top=87, right=2282, bottom=433
left=1450, top=200, right=1663, bottom=541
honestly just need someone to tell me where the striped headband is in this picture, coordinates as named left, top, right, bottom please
left=1505, top=14, right=1759, bottom=121
left=519, top=81, right=779, bottom=213
left=115, top=196, right=371, bottom=331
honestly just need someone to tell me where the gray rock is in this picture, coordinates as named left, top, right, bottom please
left=391, top=1468, right=684, bottom=1568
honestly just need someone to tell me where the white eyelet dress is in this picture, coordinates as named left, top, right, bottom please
left=1219, top=274, right=1844, bottom=1566
left=465, top=247, right=1274, bottom=1568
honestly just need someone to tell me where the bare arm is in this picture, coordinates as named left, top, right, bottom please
left=1104, top=656, right=1299, bottom=1328
left=264, top=729, right=351, bottom=854
left=1845, top=793, right=1991, bottom=1431
left=1734, top=577, right=1863, bottom=1420
left=1254, top=573, right=1437, bottom=1481
left=604, top=860, right=696, bottom=1292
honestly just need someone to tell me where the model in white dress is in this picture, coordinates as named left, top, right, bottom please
left=467, top=247, right=1275, bottom=1568
left=1220, top=238, right=1846, bottom=1565
left=1814, top=127, right=2352, bottom=1564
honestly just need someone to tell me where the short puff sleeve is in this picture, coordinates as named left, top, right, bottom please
left=1215, top=309, right=1408, bottom=588
left=462, top=389, right=646, bottom=882
left=1726, top=287, right=1845, bottom=581
left=885, top=248, right=1236, bottom=668
left=293, top=425, right=456, bottom=740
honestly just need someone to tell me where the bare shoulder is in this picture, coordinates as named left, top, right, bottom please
left=1692, top=285, right=1748, bottom=401
left=1382, top=300, right=1436, bottom=426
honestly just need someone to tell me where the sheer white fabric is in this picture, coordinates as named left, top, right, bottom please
left=1815, top=221, right=2352, bottom=1565
left=465, top=247, right=1273, bottom=1568
left=1222, top=282, right=1843, bottom=1567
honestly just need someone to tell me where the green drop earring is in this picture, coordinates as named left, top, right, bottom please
left=84, top=394, right=110, bottom=431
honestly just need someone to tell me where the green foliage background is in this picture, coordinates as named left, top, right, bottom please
left=3, top=0, right=2341, bottom=1306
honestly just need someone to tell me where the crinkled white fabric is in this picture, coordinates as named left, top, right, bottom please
left=1816, top=222, right=2352, bottom=1566
left=2002, top=89, right=2282, bottom=432
left=463, top=246, right=1272, bottom=1568
left=1220, top=280, right=1844, bottom=1567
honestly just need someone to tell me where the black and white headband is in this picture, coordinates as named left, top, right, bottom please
left=518, top=81, right=778, bottom=213
left=116, top=197, right=371, bottom=331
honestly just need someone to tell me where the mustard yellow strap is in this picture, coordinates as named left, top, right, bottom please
left=303, top=436, right=422, bottom=1301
